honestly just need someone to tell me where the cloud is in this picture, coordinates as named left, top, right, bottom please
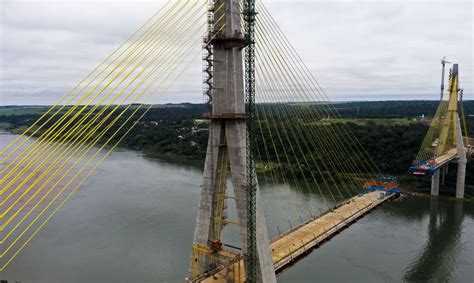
left=0, top=0, right=472, bottom=105
left=264, top=0, right=473, bottom=100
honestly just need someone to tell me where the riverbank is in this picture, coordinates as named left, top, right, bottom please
left=1, top=126, right=472, bottom=200
left=1, top=102, right=472, bottom=199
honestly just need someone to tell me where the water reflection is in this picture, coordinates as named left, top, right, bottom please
left=404, top=198, right=464, bottom=282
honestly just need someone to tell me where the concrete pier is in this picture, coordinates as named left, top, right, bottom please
left=456, top=161, right=466, bottom=199
left=455, top=114, right=467, bottom=199
left=441, top=166, right=446, bottom=185
left=431, top=170, right=440, bottom=196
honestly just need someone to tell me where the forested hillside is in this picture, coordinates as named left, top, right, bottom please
left=1, top=101, right=473, bottom=197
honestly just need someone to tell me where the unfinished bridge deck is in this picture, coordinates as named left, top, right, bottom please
left=434, top=148, right=459, bottom=169
left=198, top=190, right=397, bottom=282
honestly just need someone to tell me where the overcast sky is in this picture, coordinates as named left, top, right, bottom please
left=0, top=0, right=472, bottom=105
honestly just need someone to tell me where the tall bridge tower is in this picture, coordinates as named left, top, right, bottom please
left=188, top=0, right=276, bottom=282
left=412, top=63, right=470, bottom=199
left=431, top=64, right=468, bottom=198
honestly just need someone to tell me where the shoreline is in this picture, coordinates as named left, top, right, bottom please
left=1, top=129, right=472, bottom=200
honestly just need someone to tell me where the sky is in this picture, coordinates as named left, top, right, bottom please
left=0, top=0, right=472, bottom=105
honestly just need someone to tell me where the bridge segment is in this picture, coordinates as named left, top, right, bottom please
left=193, top=190, right=397, bottom=282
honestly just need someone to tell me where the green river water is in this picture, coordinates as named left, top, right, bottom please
left=0, top=134, right=473, bottom=282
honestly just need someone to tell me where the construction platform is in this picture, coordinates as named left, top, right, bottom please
left=196, top=190, right=397, bottom=282
left=410, top=148, right=460, bottom=175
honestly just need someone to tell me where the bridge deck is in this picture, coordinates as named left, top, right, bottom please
left=434, top=148, right=458, bottom=168
left=198, top=190, right=396, bottom=282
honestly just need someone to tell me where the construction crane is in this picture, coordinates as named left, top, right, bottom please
left=440, top=57, right=451, bottom=100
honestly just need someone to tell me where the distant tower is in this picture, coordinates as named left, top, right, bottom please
left=431, top=64, right=467, bottom=199
left=188, top=0, right=276, bottom=282
left=449, top=65, right=467, bottom=199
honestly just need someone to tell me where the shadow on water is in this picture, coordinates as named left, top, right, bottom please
left=404, top=198, right=464, bottom=282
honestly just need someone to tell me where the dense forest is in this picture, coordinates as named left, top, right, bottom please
left=1, top=101, right=473, bottom=197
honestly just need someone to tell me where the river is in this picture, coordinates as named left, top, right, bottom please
left=0, top=134, right=473, bottom=282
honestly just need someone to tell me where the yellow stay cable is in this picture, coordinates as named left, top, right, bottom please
left=0, top=21, right=226, bottom=270
left=254, top=94, right=317, bottom=215
left=255, top=103, right=310, bottom=219
left=0, top=1, right=194, bottom=195
left=256, top=10, right=369, bottom=198
left=0, top=2, right=223, bottom=237
left=0, top=20, right=210, bottom=255
left=255, top=34, right=360, bottom=197
left=2, top=7, right=185, bottom=193
left=0, top=1, right=173, bottom=159
left=256, top=19, right=373, bottom=188
left=416, top=100, right=447, bottom=160
left=255, top=82, right=350, bottom=201
left=255, top=37, right=356, bottom=199
left=255, top=72, right=346, bottom=201
left=0, top=1, right=186, bottom=174
left=0, top=2, right=208, bottom=218
left=0, top=1, right=189, bottom=184
left=253, top=126, right=288, bottom=230
left=255, top=97, right=334, bottom=215
left=257, top=2, right=381, bottom=178
left=257, top=1, right=379, bottom=177
left=0, top=1, right=177, bottom=168
left=257, top=13, right=374, bottom=195
left=0, top=4, right=207, bottom=226
left=0, top=15, right=210, bottom=244
left=0, top=7, right=226, bottom=244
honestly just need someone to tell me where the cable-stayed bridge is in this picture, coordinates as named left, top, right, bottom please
left=409, top=63, right=472, bottom=199
left=0, top=0, right=470, bottom=282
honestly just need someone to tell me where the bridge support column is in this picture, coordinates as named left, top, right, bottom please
left=431, top=170, right=440, bottom=196
left=441, top=166, right=446, bottom=185
left=455, top=112, right=467, bottom=199
left=190, top=0, right=276, bottom=282
left=456, top=161, right=466, bottom=199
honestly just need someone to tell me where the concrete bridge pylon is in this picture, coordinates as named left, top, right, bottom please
left=188, top=0, right=276, bottom=282
left=429, top=64, right=468, bottom=199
